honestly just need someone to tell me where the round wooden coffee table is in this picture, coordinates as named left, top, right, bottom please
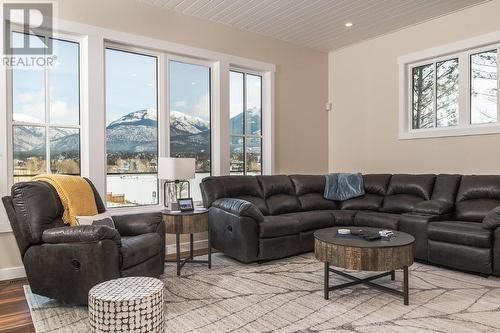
left=314, top=227, right=414, bottom=305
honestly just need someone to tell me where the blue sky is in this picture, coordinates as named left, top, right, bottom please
left=169, top=60, right=210, bottom=121
left=14, top=42, right=261, bottom=127
left=105, top=50, right=211, bottom=124
left=12, top=34, right=80, bottom=125
left=105, top=49, right=158, bottom=125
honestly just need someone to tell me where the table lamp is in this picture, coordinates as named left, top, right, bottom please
left=158, top=157, right=195, bottom=209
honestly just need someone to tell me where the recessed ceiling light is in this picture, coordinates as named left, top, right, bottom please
left=345, top=22, right=353, bottom=28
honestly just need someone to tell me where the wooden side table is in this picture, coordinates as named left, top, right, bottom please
left=162, top=209, right=211, bottom=276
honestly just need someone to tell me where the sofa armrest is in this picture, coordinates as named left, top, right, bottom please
left=42, top=225, right=121, bottom=245
left=483, top=205, right=500, bottom=230
left=208, top=206, right=259, bottom=262
left=412, top=200, right=453, bottom=215
left=212, top=198, right=264, bottom=222
left=400, top=213, right=444, bottom=261
left=112, top=212, right=163, bottom=236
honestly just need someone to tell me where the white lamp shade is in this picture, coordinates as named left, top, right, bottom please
left=157, top=157, right=195, bottom=180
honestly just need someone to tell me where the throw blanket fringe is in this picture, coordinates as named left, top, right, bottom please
left=33, top=175, right=98, bottom=226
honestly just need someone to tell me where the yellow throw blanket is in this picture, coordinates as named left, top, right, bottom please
left=33, top=175, right=98, bottom=226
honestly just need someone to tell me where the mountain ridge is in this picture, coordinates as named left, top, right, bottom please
left=14, top=108, right=261, bottom=154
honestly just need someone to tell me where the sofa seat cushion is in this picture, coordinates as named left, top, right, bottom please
left=121, top=233, right=161, bottom=269
left=331, top=210, right=357, bottom=226
left=381, top=194, right=426, bottom=214
left=282, top=211, right=334, bottom=232
left=353, top=211, right=400, bottom=230
left=341, top=194, right=384, bottom=211
left=428, top=221, right=492, bottom=248
left=259, top=216, right=301, bottom=238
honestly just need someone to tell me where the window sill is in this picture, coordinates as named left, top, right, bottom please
left=107, top=202, right=206, bottom=216
left=107, top=204, right=164, bottom=216
left=399, top=123, right=500, bottom=140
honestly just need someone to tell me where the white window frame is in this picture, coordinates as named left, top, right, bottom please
left=166, top=54, right=216, bottom=205
left=1, top=18, right=276, bottom=229
left=166, top=53, right=216, bottom=167
left=5, top=28, right=86, bottom=186
left=229, top=67, right=265, bottom=175
left=103, top=43, right=162, bottom=207
left=399, top=30, right=500, bottom=139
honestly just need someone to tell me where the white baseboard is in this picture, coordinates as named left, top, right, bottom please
left=0, top=266, right=26, bottom=281
left=165, top=239, right=209, bottom=256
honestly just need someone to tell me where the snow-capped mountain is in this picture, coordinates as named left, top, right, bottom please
left=230, top=107, right=261, bottom=135
left=170, top=110, right=209, bottom=135
left=107, top=109, right=158, bottom=153
left=14, top=107, right=259, bottom=155
left=13, top=126, right=45, bottom=154
left=106, top=109, right=210, bottom=154
left=108, top=108, right=157, bottom=128
left=13, top=126, right=80, bottom=155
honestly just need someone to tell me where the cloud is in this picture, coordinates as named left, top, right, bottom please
left=13, top=91, right=78, bottom=125
left=175, top=100, right=187, bottom=108
left=50, top=100, right=79, bottom=124
left=14, top=92, right=45, bottom=122
left=190, top=93, right=210, bottom=121
left=246, top=78, right=261, bottom=109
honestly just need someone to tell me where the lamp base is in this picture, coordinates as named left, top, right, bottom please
left=163, top=180, right=191, bottom=208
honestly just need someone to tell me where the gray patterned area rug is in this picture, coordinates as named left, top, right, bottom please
left=24, top=253, right=500, bottom=332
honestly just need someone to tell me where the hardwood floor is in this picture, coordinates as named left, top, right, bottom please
left=0, top=249, right=210, bottom=333
left=0, top=279, right=35, bottom=333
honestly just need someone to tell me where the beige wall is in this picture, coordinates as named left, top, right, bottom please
left=0, top=0, right=328, bottom=276
left=57, top=0, right=329, bottom=174
left=329, top=0, right=500, bottom=175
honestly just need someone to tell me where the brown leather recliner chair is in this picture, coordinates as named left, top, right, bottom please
left=1, top=178, right=165, bottom=304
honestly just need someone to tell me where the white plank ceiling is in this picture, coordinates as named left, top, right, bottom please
left=140, top=0, right=489, bottom=51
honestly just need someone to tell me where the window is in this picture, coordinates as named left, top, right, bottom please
left=230, top=70, right=263, bottom=175
left=169, top=60, right=211, bottom=204
left=105, top=48, right=158, bottom=207
left=412, top=58, right=459, bottom=129
left=11, top=32, right=81, bottom=183
left=471, top=50, right=498, bottom=124
left=400, top=37, right=500, bottom=139
left=1, top=19, right=275, bottom=235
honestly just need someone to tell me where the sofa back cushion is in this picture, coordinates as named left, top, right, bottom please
left=290, top=175, right=337, bottom=211
left=10, top=181, right=66, bottom=246
left=258, top=175, right=301, bottom=215
left=200, top=176, right=268, bottom=214
left=455, top=175, right=500, bottom=222
left=431, top=174, right=461, bottom=203
left=341, top=174, right=391, bottom=211
left=381, top=174, right=436, bottom=213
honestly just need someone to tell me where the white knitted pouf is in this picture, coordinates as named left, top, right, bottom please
left=88, top=277, right=164, bottom=333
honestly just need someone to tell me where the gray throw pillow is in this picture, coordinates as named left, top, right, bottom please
left=483, top=205, right=500, bottom=229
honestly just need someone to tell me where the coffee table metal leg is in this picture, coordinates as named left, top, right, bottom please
left=403, top=265, right=409, bottom=305
left=324, top=267, right=410, bottom=305
left=324, top=262, right=330, bottom=300
left=176, top=233, right=181, bottom=276
left=391, top=270, right=395, bottom=281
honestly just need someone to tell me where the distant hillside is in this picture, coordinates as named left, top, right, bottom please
left=14, top=108, right=261, bottom=155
